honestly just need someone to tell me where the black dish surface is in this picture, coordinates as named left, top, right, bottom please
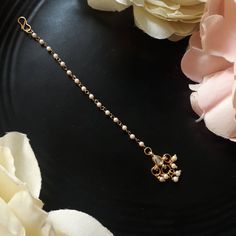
left=1, top=1, right=236, bottom=235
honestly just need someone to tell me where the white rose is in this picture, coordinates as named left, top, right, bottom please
left=0, top=132, right=113, bottom=236
left=88, top=0, right=206, bottom=41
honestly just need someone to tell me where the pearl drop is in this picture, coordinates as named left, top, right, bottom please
left=171, top=163, right=177, bottom=169
left=53, top=53, right=58, bottom=59
left=81, top=86, right=86, bottom=91
left=122, top=125, right=127, bottom=131
left=39, top=39, right=44, bottom=45
left=97, top=102, right=102, bottom=108
left=32, top=33, right=37, bottom=38
left=46, top=46, right=52, bottom=52
left=139, top=142, right=144, bottom=147
left=163, top=174, right=169, bottom=179
left=66, top=70, right=72, bottom=76
left=113, top=117, right=118, bottom=123
left=105, top=110, right=110, bottom=115
left=159, top=177, right=165, bottom=182
left=159, top=160, right=164, bottom=166
left=74, top=79, right=80, bottom=84
left=175, top=170, right=181, bottom=177
left=171, top=155, right=177, bottom=162
left=89, top=94, right=94, bottom=99
left=60, top=62, right=65, bottom=67
left=172, top=176, right=179, bottom=182
left=130, top=134, right=135, bottom=139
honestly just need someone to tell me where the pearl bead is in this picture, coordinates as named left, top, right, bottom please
left=66, top=70, right=72, bottom=76
left=46, top=46, right=52, bottom=52
left=113, top=117, right=118, bottom=123
left=171, top=155, right=177, bottom=162
left=172, top=176, right=179, bottom=182
left=139, top=142, right=144, bottom=147
left=105, top=110, right=110, bottom=115
left=97, top=102, right=102, bottom=108
left=163, top=174, right=169, bottom=180
left=175, top=170, right=181, bottom=177
left=60, top=61, right=65, bottom=67
left=171, top=163, right=177, bottom=169
left=130, top=134, right=135, bottom=139
left=159, top=161, right=164, bottom=166
left=39, top=39, right=44, bottom=45
left=159, top=177, right=165, bottom=182
left=122, top=125, right=127, bottom=131
left=74, top=79, right=80, bottom=84
left=32, top=33, right=37, bottom=38
left=53, top=53, right=58, bottom=59
left=89, top=94, right=94, bottom=99
left=81, top=86, right=86, bottom=91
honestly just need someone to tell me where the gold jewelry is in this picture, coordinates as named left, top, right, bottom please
left=18, top=16, right=182, bottom=183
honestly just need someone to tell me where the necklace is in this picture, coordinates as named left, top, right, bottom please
left=18, top=16, right=181, bottom=183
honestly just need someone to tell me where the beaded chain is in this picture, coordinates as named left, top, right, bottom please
left=18, top=16, right=181, bottom=183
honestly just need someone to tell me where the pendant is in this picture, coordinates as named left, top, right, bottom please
left=151, top=154, right=181, bottom=182
left=143, top=147, right=181, bottom=182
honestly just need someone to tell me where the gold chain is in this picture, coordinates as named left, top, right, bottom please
left=18, top=16, right=181, bottom=183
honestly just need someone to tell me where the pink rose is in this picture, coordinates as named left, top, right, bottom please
left=181, top=0, right=236, bottom=141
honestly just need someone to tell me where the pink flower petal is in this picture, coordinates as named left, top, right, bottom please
left=190, top=92, right=203, bottom=116
left=201, top=0, right=223, bottom=19
left=201, top=0, right=236, bottom=62
left=204, top=96, right=236, bottom=140
left=233, top=77, right=236, bottom=119
left=182, top=0, right=236, bottom=141
left=181, top=32, right=231, bottom=82
left=196, top=67, right=234, bottom=113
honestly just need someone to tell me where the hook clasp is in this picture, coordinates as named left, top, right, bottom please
left=18, top=16, right=32, bottom=33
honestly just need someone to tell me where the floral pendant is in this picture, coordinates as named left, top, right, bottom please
left=151, top=154, right=181, bottom=182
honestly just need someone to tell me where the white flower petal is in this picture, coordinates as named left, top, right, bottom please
left=0, top=146, right=15, bottom=175
left=8, top=191, right=47, bottom=236
left=48, top=210, right=113, bottom=236
left=116, top=0, right=130, bottom=5
left=0, top=165, right=27, bottom=203
left=145, top=2, right=205, bottom=23
left=41, top=222, right=62, bottom=236
left=133, top=5, right=174, bottom=39
left=172, top=0, right=206, bottom=6
left=131, top=0, right=144, bottom=6
left=88, top=0, right=130, bottom=11
left=133, top=5, right=196, bottom=39
left=0, top=132, right=41, bottom=198
left=0, top=197, right=25, bottom=236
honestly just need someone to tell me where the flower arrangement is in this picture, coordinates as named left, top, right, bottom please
left=0, top=132, right=112, bottom=236
left=88, top=0, right=236, bottom=141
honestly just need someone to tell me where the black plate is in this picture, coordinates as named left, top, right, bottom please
left=1, top=0, right=236, bottom=235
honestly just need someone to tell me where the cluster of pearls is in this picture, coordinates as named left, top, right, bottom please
left=158, top=170, right=181, bottom=183
left=151, top=154, right=181, bottom=183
